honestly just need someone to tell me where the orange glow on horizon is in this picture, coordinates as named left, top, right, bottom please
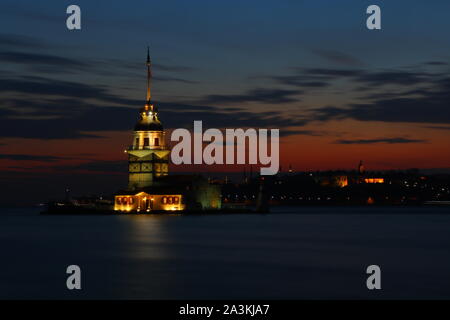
left=1, top=117, right=450, bottom=175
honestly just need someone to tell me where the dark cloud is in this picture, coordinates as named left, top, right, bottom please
left=1, top=97, right=119, bottom=121
left=0, top=89, right=138, bottom=139
left=2, top=52, right=448, bottom=142
left=0, top=108, right=307, bottom=139
left=314, top=99, right=450, bottom=124
left=153, top=63, right=196, bottom=73
left=203, top=88, right=302, bottom=104
left=115, top=60, right=196, bottom=73
left=425, top=61, right=448, bottom=66
left=0, top=95, right=306, bottom=140
left=55, top=160, right=127, bottom=173
left=355, top=71, right=430, bottom=87
left=302, top=68, right=364, bottom=78
left=0, top=76, right=103, bottom=97
left=0, top=71, right=306, bottom=139
left=0, top=154, right=64, bottom=162
left=0, top=4, right=60, bottom=24
left=263, top=64, right=448, bottom=93
left=424, top=125, right=450, bottom=131
left=0, top=104, right=135, bottom=139
left=334, top=138, right=427, bottom=145
left=0, top=47, right=197, bottom=81
left=158, top=102, right=217, bottom=111
left=313, top=50, right=364, bottom=66
left=281, top=130, right=324, bottom=137
left=0, top=76, right=140, bottom=106
left=309, top=64, right=450, bottom=125
left=270, top=75, right=330, bottom=88
left=312, top=74, right=450, bottom=125
left=154, top=75, right=198, bottom=84
left=0, top=33, right=45, bottom=49
left=359, top=89, right=425, bottom=101
left=257, top=67, right=364, bottom=89
left=164, top=108, right=308, bottom=130
left=0, top=51, right=89, bottom=69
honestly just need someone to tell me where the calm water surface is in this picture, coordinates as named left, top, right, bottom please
left=1, top=206, right=450, bottom=299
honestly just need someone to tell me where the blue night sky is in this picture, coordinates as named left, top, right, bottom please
left=1, top=1, right=450, bottom=205
left=3, top=0, right=450, bottom=100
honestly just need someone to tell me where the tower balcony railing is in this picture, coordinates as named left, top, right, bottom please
left=128, top=145, right=166, bottom=151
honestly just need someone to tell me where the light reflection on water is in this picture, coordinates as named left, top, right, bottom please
left=122, top=214, right=172, bottom=259
left=1, top=206, right=450, bottom=299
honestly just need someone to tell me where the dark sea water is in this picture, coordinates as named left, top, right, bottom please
left=1, top=206, right=450, bottom=300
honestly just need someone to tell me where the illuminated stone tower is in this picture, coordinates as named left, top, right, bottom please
left=127, top=48, right=170, bottom=190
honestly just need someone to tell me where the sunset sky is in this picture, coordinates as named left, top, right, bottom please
left=1, top=0, right=450, bottom=205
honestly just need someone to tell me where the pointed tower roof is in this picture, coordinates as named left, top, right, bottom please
left=134, top=48, right=163, bottom=132
left=146, top=46, right=152, bottom=103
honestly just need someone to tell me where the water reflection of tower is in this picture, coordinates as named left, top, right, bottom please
left=65, top=187, right=71, bottom=203
left=358, top=160, right=365, bottom=183
left=256, top=177, right=269, bottom=212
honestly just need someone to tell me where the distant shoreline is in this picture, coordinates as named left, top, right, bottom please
left=39, top=202, right=450, bottom=216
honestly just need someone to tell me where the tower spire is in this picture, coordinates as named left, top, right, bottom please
left=146, top=46, right=152, bottom=102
